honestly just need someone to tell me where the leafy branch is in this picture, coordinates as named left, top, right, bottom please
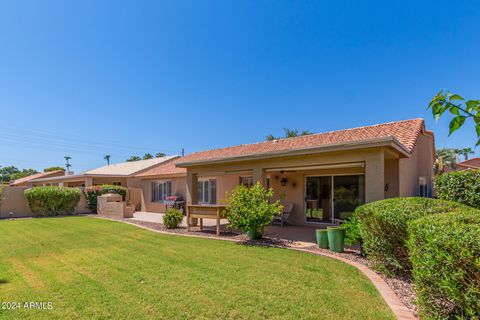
left=428, top=90, right=480, bottom=145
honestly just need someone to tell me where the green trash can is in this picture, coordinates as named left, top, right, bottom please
left=316, top=229, right=329, bottom=249
left=327, top=227, right=345, bottom=253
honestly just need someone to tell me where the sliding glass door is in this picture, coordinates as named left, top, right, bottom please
left=305, top=175, right=365, bottom=224
left=305, top=176, right=332, bottom=223
left=333, top=175, right=365, bottom=221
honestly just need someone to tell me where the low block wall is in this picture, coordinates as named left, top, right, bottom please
left=0, top=186, right=92, bottom=218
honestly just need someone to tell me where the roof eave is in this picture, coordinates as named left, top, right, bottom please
left=177, top=137, right=411, bottom=168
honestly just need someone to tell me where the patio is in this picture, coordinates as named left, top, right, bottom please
left=130, top=211, right=318, bottom=244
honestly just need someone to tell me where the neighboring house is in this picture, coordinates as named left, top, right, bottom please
left=9, top=170, right=65, bottom=187
left=446, top=157, right=480, bottom=172
left=176, top=118, right=435, bottom=226
left=135, top=157, right=187, bottom=213
left=29, top=156, right=179, bottom=188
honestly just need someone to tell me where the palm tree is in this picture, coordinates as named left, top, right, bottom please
left=64, top=156, right=72, bottom=172
left=143, top=153, right=154, bottom=160
left=155, top=152, right=166, bottom=158
left=456, top=148, right=474, bottom=161
left=126, top=155, right=141, bottom=162
left=104, top=155, right=111, bottom=166
left=266, top=129, right=312, bottom=141
left=434, top=148, right=457, bottom=175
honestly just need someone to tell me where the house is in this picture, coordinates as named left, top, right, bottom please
left=29, top=156, right=179, bottom=188
left=176, top=119, right=434, bottom=225
left=135, top=157, right=187, bottom=213
left=9, top=170, right=65, bottom=187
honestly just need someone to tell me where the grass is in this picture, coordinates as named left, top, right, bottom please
left=0, top=217, right=395, bottom=319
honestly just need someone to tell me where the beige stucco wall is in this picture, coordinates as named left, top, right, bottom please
left=399, top=133, right=435, bottom=197
left=0, top=186, right=92, bottom=218
left=141, top=176, right=186, bottom=213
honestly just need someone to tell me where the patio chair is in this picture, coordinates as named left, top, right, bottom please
left=272, top=201, right=294, bottom=227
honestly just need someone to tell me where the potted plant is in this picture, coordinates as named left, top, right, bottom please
left=224, top=182, right=283, bottom=240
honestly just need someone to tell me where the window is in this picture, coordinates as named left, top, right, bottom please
left=112, top=181, right=122, bottom=186
left=197, top=178, right=216, bottom=204
left=151, top=181, right=172, bottom=202
left=240, top=176, right=254, bottom=187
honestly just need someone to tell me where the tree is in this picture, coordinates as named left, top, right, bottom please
left=64, top=156, right=72, bottom=172
left=428, top=90, right=480, bottom=145
left=155, top=152, right=166, bottom=158
left=0, top=166, right=38, bottom=183
left=143, top=153, right=153, bottom=160
left=434, top=148, right=458, bottom=175
left=104, top=155, right=111, bottom=166
left=44, top=166, right=65, bottom=172
left=456, top=147, right=474, bottom=161
left=126, top=155, right=141, bottom=162
left=265, top=128, right=313, bottom=141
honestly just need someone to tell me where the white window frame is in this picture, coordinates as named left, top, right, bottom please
left=197, top=178, right=217, bottom=204
left=151, top=180, right=172, bottom=203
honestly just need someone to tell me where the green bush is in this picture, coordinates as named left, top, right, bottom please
left=353, top=197, right=467, bottom=275
left=84, top=185, right=127, bottom=212
left=408, top=211, right=480, bottom=319
left=341, top=214, right=361, bottom=246
left=223, top=182, right=283, bottom=235
left=24, top=186, right=81, bottom=216
left=163, top=208, right=184, bottom=229
left=436, top=170, right=480, bottom=209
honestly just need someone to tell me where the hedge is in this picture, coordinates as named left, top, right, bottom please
left=24, top=186, right=81, bottom=216
left=84, top=185, right=127, bottom=212
left=408, top=211, right=480, bottom=319
left=436, top=169, right=480, bottom=209
left=353, top=197, right=467, bottom=275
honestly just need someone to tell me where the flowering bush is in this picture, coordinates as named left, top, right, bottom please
left=84, top=185, right=127, bottom=212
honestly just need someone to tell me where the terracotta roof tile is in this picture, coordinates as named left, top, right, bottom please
left=177, top=119, right=426, bottom=165
left=136, top=157, right=187, bottom=177
left=457, top=158, right=480, bottom=169
left=9, top=170, right=65, bottom=186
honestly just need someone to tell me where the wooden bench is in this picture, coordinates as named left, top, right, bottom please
left=187, top=205, right=226, bottom=236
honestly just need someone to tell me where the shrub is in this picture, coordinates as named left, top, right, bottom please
left=436, top=170, right=480, bottom=209
left=24, top=186, right=81, bottom=216
left=408, top=211, right=480, bottom=319
left=84, top=185, right=127, bottom=212
left=341, top=214, right=361, bottom=246
left=163, top=208, right=184, bottom=229
left=223, top=182, right=283, bottom=235
left=353, top=197, right=467, bottom=275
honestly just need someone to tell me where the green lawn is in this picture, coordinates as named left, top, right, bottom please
left=0, top=217, right=394, bottom=320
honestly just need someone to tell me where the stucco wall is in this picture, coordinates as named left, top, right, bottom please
left=141, top=176, right=186, bottom=213
left=399, top=133, right=434, bottom=197
left=0, top=186, right=92, bottom=218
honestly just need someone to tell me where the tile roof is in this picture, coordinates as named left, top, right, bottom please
left=9, top=170, right=65, bottom=186
left=136, top=157, right=187, bottom=178
left=177, top=119, right=426, bottom=165
left=457, top=158, right=480, bottom=169
left=84, top=156, right=179, bottom=176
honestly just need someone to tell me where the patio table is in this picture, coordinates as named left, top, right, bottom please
left=187, top=205, right=226, bottom=236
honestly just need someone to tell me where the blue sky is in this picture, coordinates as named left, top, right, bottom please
left=1, top=0, right=479, bottom=172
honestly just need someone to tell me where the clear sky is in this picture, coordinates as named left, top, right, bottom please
left=1, top=0, right=479, bottom=172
